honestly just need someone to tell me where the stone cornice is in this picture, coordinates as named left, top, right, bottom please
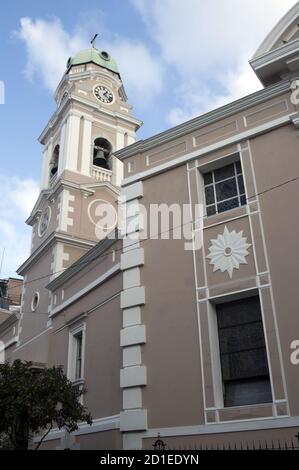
left=115, top=79, right=291, bottom=161
left=39, top=94, right=142, bottom=144
left=0, top=312, right=18, bottom=335
left=17, top=232, right=96, bottom=276
left=46, top=229, right=120, bottom=291
left=250, top=39, right=299, bottom=71
left=26, top=177, right=120, bottom=227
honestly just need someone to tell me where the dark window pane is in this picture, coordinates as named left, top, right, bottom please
left=217, top=297, right=272, bottom=407
left=205, top=186, right=215, bottom=205
left=225, top=378, right=272, bottom=407
left=240, top=195, right=247, bottom=206
left=214, top=164, right=235, bottom=182
left=217, top=198, right=239, bottom=213
left=235, top=161, right=242, bottom=174
left=216, top=179, right=237, bottom=201
left=219, top=322, right=268, bottom=355
left=207, top=205, right=216, bottom=216
left=204, top=172, right=213, bottom=185
left=217, top=297, right=262, bottom=328
left=221, top=348, right=270, bottom=382
left=238, top=175, right=245, bottom=195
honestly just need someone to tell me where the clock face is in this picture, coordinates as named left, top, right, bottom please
left=94, top=85, right=114, bottom=104
left=38, top=207, right=51, bottom=237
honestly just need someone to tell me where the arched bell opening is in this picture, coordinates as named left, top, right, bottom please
left=50, top=145, right=60, bottom=178
left=93, top=138, right=112, bottom=170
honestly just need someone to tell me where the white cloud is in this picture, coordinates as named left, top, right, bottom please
left=16, top=16, right=163, bottom=104
left=0, top=176, right=39, bottom=278
left=132, top=0, right=298, bottom=124
left=17, top=17, right=86, bottom=91
left=103, top=40, right=163, bottom=104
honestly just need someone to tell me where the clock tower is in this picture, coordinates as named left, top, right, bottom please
left=15, top=47, right=142, bottom=363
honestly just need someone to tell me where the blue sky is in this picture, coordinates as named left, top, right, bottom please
left=0, top=0, right=297, bottom=278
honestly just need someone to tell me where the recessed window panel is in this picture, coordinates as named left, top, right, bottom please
left=203, top=160, right=247, bottom=216
left=216, top=296, right=272, bottom=407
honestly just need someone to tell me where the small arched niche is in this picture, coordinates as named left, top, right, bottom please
left=50, top=144, right=60, bottom=178
left=93, top=138, right=112, bottom=170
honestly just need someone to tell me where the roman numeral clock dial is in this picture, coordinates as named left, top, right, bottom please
left=94, top=85, right=114, bottom=104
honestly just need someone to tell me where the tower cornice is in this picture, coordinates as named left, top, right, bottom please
left=39, top=95, right=142, bottom=145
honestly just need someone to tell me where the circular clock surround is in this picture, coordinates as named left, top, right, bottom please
left=94, top=85, right=114, bottom=104
left=38, top=206, right=51, bottom=238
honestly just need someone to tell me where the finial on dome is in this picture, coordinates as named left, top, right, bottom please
left=90, top=34, right=99, bottom=49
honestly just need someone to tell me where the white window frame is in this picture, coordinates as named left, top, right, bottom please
left=67, top=323, right=86, bottom=384
left=208, top=290, right=273, bottom=410
left=203, top=161, right=246, bottom=216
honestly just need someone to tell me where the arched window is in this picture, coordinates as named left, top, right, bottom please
left=50, top=145, right=60, bottom=178
left=93, top=138, right=112, bottom=170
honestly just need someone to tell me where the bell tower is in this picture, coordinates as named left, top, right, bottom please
left=15, top=46, right=142, bottom=363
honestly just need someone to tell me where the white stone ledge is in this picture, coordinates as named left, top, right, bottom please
left=123, top=268, right=141, bottom=290
left=123, top=307, right=142, bottom=328
left=121, top=325, right=146, bottom=347
left=123, top=346, right=142, bottom=367
left=122, top=182, right=143, bottom=202
left=123, top=387, right=142, bottom=410
left=120, top=365, right=147, bottom=388
left=121, top=286, right=145, bottom=309
left=120, top=409, right=147, bottom=432
left=121, top=248, right=144, bottom=271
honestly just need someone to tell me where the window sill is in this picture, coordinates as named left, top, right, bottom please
left=204, top=205, right=247, bottom=229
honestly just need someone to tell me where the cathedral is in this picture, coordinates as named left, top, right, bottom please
left=1, top=3, right=299, bottom=450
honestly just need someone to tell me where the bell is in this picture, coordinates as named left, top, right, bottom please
left=94, top=148, right=109, bottom=169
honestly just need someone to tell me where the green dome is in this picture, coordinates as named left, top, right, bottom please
left=67, top=48, right=119, bottom=75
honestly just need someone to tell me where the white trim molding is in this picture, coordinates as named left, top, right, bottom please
left=120, top=113, right=295, bottom=187
left=119, top=183, right=148, bottom=447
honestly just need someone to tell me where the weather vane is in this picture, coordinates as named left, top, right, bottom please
left=91, top=34, right=99, bottom=49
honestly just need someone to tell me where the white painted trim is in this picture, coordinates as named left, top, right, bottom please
left=50, top=264, right=120, bottom=316
left=67, top=323, right=86, bottom=382
left=33, top=415, right=120, bottom=443
left=123, top=307, right=142, bottom=328
left=13, top=327, right=52, bottom=353
left=143, top=416, right=299, bottom=439
left=253, top=3, right=299, bottom=58
left=246, top=140, right=289, bottom=407
left=120, top=287, right=145, bottom=310
left=122, top=182, right=143, bottom=201
left=123, top=268, right=141, bottom=290
left=122, top=113, right=295, bottom=187
left=123, top=387, right=142, bottom=409
left=123, top=433, right=142, bottom=450
left=120, top=365, right=147, bottom=388
left=123, top=346, right=142, bottom=367
left=120, top=325, right=146, bottom=347
left=121, top=249, right=144, bottom=271
left=120, top=409, right=148, bottom=432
